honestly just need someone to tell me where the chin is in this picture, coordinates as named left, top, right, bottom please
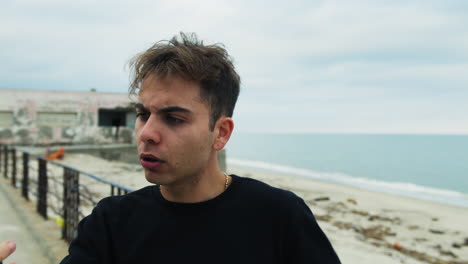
left=145, top=175, right=162, bottom=185
left=144, top=170, right=170, bottom=185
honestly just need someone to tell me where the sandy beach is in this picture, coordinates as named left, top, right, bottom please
left=41, top=153, right=468, bottom=263
left=227, top=166, right=468, bottom=264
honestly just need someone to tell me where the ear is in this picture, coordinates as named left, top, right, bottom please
left=213, top=117, right=234, bottom=151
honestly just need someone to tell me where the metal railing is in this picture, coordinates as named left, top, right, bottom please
left=0, top=145, right=133, bottom=243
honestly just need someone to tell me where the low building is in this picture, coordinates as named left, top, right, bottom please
left=0, top=89, right=135, bottom=145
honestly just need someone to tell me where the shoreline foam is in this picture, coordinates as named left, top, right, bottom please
left=228, top=158, right=468, bottom=209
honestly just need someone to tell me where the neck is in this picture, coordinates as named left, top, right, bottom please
left=160, top=165, right=228, bottom=203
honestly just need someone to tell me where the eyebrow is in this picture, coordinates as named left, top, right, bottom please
left=135, top=103, right=147, bottom=112
left=135, top=103, right=192, bottom=114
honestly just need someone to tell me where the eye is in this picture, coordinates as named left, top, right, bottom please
left=136, top=112, right=150, bottom=121
left=165, top=115, right=184, bottom=125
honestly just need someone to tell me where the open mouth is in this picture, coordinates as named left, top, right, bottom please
left=140, top=154, right=164, bottom=168
left=142, top=156, right=160, bottom=162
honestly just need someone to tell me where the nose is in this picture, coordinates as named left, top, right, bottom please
left=136, top=116, right=161, bottom=145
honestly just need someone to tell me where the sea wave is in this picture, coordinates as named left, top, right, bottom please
left=227, top=158, right=468, bottom=208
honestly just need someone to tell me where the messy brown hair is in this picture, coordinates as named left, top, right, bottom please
left=128, top=32, right=240, bottom=130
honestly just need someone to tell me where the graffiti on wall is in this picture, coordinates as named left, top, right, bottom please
left=0, top=91, right=135, bottom=145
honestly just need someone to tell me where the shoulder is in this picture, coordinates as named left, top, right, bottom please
left=121, top=184, right=156, bottom=202
left=92, top=185, right=157, bottom=216
left=232, top=174, right=300, bottom=198
left=231, top=174, right=305, bottom=211
left=78, top=185, right=157, bottom=232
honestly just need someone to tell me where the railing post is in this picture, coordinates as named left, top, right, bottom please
left=63, top=167, right=80, bottom=242
left=0, top=145, right=2, bottom=173
left=111, top=185, right=115, bottom=196
left=37, top=158, right=48, bottom=219
left=11, top=148, right=16, bottom=187
left=22, top=152, right=29, bottom=200
left=3, top=145, right=8, bottom=178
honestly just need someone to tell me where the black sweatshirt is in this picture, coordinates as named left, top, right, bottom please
left=60, top=174, right=341, bottom=263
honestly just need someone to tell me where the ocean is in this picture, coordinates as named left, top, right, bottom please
left=225, top=133, right=468, bottom=208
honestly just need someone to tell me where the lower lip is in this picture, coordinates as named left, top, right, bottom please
left=140, top=159, right=163, bottom=169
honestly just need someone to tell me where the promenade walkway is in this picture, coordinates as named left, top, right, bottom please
left=0, top=177, right=68, bottom=264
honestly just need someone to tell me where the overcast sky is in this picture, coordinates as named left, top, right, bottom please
left=1, top=0, right=467, bottom=134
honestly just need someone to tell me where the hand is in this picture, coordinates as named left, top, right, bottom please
left=0, top=240, right=16, bottom=264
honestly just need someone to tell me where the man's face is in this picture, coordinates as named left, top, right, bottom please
left=135, top=75, right=215, bottom=186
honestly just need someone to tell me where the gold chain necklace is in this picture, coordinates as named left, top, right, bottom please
left=224, top=173, right=230, bottom=190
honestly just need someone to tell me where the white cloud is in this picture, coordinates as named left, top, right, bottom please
left=1, top=0, right=467, bottom=133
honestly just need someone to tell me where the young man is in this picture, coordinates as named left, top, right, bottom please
left=59, top=33, right=341, bottom=263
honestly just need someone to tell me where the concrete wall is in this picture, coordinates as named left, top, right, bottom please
left=48, top=144, right=140, bottom=164
left=21, top=145, right=227, bottom=171
left=60, top=145, right=226, bottom=171
left=0, top=89, right=135, bottom=145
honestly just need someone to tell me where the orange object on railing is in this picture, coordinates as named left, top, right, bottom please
left=46, top=147, right=65, bottom=160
